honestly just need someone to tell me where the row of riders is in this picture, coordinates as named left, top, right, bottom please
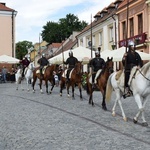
left=17, top=40, right=150, bottom=126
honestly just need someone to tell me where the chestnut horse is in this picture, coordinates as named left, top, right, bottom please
left=60, top=61, right=83, bottom=100
left=86, top=57, right=113, bottom=110
left=32, top=64, right=59, bottom=94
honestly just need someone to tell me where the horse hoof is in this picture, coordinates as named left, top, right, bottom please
left=123, top=117, right=128, bottom=122
left=27, top=89, right=30, bottom=92
left=33, top=90, right=35, bottom=93
left=112, top=112, right=116, bottom=117
left=142, top=122, right=148, bottom=127
left=67, top=95, right=70, bottom=98
left=102, top=106, right=107, bottom=111
left=60, top=93, right=62, bottom=96
left=49, top=91, right=52, bottom=94
left=133, top=118, right=138, bottom=124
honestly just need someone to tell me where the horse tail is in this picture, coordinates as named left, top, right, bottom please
left=106, top=73, right=113, bottom=102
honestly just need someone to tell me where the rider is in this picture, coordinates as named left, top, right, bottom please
left=63, top=50, right=78, bottom=82
left=37, top=53, right=49, bottom=79
left=20, top=56, right=30, bottom=78
left=122, top=40, right=143, bottom=97
left=89, top=47, right=105, bottom=89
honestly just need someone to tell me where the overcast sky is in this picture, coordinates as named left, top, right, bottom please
left=3, top=0, right=114, bottom=44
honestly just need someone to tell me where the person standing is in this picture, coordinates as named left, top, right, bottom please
left=122, top=40, right=143, bottom=97
left=1, top=66, right=8, bottom=83
left=37, top=53, right=49, bottom=79
left=89, top=47, right=105, bottom=89
left=63, top=50, right=78, bottom=82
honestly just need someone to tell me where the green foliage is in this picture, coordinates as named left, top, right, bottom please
left=16, top=41, right=33, bottom=60
left=41, top=13, right=88, bottom=43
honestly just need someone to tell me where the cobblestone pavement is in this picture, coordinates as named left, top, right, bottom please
left=0, top=81, right=150, bottom=150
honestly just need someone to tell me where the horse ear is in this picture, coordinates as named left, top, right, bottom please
left=107, top=57, right=109, bottom=60
left=111, top=57, right=113, bottom=60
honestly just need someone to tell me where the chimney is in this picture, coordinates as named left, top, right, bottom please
left=0, top=3, right=6, bottom=6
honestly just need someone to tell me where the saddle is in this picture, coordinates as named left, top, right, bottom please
left=36, top=66, right=48, bottom=74
left=115, top=67, right=139, bottom=98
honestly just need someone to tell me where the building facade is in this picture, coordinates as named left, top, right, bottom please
left=0, top=3, right=17, bottom=57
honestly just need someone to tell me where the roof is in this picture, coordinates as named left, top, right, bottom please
left=0, top=3, right=14, bottom=11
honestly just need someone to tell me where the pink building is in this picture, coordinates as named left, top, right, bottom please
left=0, top=3, right=17, bottom=57
left=118, top=0, right=149, bottom=53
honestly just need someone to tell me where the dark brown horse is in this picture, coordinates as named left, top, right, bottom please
left=32, top=64, right=59, bottom=94
left=86, top=57, right=113, bottom=110
left=60, top=61, right=83, bottom=100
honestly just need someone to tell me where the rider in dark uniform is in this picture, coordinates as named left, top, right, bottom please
left=89, top=47, right=105, bottom=89
left=20, top=56, right=30, bottom=78
left=63, top=50, right=78, bottom=82
left=122, top=40, right=143, bottom=97
left=37, top=53, right=49, bottom=79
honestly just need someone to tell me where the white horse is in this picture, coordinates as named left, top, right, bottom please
left=24, top=62, right=35, bottom=91
left=15, top=68, right=23, bottom=90
left=106, top=61, right=150, bottom=126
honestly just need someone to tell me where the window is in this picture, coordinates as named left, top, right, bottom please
left=87, top=38, right=90, bottom=47
left=92, top=35, right=95, bottom=46
left=99, top=32, right=103, bottom=46
left=109, top=26, right=113, bottom=42
left=80, top=39, right=83, bottom=46
left=122, top=21, right=126, bottom=39
left=129, top=18, right=134, bottom=37
left=138, top=13, right=143, bottom=34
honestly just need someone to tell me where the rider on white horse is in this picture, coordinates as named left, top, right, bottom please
left=122, top=40, right=143, bottom=98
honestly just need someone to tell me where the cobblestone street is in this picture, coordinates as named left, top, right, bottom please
left=0, top=82, right=150, bottom=150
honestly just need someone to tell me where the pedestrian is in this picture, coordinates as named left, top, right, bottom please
left=1, top=66, right=8, bottom=83
left=89, top=47, right=105, bottom=89
left=122, top=40, right=143, bottom=97
left=63, top=50, right=78, bottom=82
left=37, top=53, right=49, bottom=79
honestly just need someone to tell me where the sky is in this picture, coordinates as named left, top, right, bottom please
left=3, top=0, right=114, bottom=44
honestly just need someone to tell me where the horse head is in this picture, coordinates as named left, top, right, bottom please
left=28, top=62, right=35, bottom=71
left=105, top=57, right=114, bottom=74
left=75, top=61, right=82, bottom=75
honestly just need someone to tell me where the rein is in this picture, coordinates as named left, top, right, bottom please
left=138, top=68, right=150, bottom=82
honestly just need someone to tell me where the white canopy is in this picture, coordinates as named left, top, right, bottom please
left=101, top=47, right=150, bottom=62
left=49, top=46, right=95, bottom=64
left=0, top=55, right=20, bottom=64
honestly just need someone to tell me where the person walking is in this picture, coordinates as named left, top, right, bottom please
left=89, top=47, right=105, bottom=89
left=122, top=40, right=143, bottom=97
left=63, top=50, right=78, bottom=82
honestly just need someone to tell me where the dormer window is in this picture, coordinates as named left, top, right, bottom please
left=101, top=13, right=104, bottom=18
left=114, top=0, right=123, bottom=9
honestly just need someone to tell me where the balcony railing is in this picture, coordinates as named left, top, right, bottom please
left=119, top=33, right=147, bottom=47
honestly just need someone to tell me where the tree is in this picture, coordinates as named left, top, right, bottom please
left=16, top=41, right=33, bottom=60
left=41, top=13, right=88, bottom=43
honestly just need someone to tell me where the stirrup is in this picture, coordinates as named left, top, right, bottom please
left=123, top=89, right=132, bottom=99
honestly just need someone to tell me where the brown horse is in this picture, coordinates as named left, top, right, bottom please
left=32, top=64, right=59, bottom=94
left=86, top=57, right=113, bottom=110
left=60, top=61, right=83, bottom=100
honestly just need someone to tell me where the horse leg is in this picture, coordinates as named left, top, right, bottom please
left=72, top=84, right=75, bottom=100
left=60, top=80, right=64, bottom=96
left=101, top=90, right=107, bottom=111
left=26, top=78, right=30, bottom=91
left=88, top=84, right=94, bottom=106
left=78, top=83, right=82, bottom=100
left=32, top=77, right=37, bottom=93
left=45, top=80, right=49, bottom=94
left=39, top=79, right=43, bottom=94
left=113, top=89, right=127, bottom=121
left=67, top=84, right=70, bottom=98
left=133, top=94, right=148, bottom=126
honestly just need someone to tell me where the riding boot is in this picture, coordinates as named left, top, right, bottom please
left=40, top=69, right=43, bottom=79
left=123, top=87, right=132, bottom=98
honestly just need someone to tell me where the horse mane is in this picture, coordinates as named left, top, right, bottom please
left=141, top=61, right=150, bottom=76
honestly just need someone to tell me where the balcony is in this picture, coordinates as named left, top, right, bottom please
left=119, top=33, right=147, bottom=47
